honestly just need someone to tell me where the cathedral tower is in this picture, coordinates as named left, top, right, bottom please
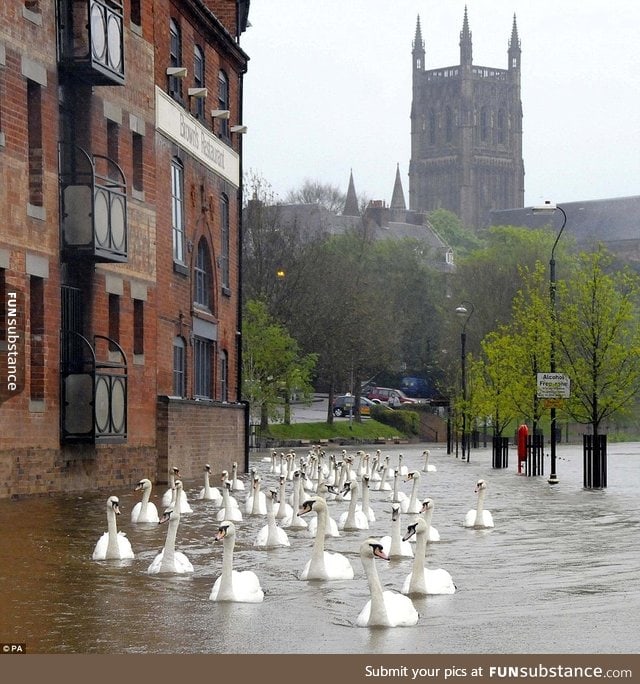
left=408, top=8, right=524, bottom=229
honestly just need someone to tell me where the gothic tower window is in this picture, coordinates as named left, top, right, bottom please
left=445, top=107, right=453, bottom=143
left=429, top=110, right=437, bottom=145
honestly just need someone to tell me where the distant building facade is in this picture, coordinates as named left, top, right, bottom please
left=0, top=0, right=250, bottom=498
left=409, top=8, right=525, bottom=230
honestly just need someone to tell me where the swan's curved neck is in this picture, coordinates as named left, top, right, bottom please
left=140, top=486, right=151, bottom=515
left=392, top=472, right=400, bottom=501
left=363, top=554, right=388, bottom=625
left=408, top=477, right=419, bottom=508
left=409, top=528, right=428, bottom=593
left=161, top=513, right=180, bottom=569
left=251, top=480, right=262, bottom=514
left=476, top=489, right=486, bottom=518
left=218, top=535, right=236, bottom=599
left=346, top=485, right=358, bottom=524
left=204, top=471, right=211, bottom=495
left=106, top=507, right=120, bottom=557
left=390, top=512, right=402, bottom=555
left=361, top=480, right=370, bottom=511
left=309, top=504, right=327, bottom=575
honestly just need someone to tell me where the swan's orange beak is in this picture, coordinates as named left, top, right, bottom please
left=372, top=544, right=389, bottom=561
left=214, top=527, right=228, bottom=541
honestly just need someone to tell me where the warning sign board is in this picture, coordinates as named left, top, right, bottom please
left=537, top=373, right=570, bottom=399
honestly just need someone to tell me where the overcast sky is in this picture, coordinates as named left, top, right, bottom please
left=239, top=1, right=640, bottom=210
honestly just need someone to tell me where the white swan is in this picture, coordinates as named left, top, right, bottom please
left=93, top=496, right=135, bottom=560
left=255, top=489, right=290, bottom=548
left=161, top=466, right=181, bottom=507
left=387, top=469, right=410, bottom=512
left=401, top=517, right=455, bottom=595
left=210, top=521, right=264, bottom=602
left=274, top=475, right=293, bottom=521
left=299, top=497, right=354, bottom=580
left=464, top=479, right=495, bottom=529
left=422, top=449, right=437, bottom=472
left=357, top=474, right=376, bottom=522
left=216, top=481, right=243, bottom=522
left=219, top=471, right=239, bottom=508
left=230, top=461, right=245, bottom=491
left=198, top=464, right=222, bottom=503
left=356, top=538, right=419, bottom=628
left=380, top=503, right=414, bottom=558
left=131, top=478, right=160, bottom=523
left=245, top=474, right=268, bottom=515
left=161, top=466, right=192, bottom=513
left=147, top=482, right=194, bottom=574
left=338, top=480, right=369, bottom=531
left=420, top=498, right=441, bottom=542
left=282, top=470, right=308, bottom=529
left=403, top=470, right=423, bottom=514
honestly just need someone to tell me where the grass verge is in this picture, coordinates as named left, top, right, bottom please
left=259, top=418, right=409, bottom=443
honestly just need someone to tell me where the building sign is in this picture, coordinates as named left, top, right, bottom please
left=155, top=87, right=239, bottom=187
left=537, top=372, right=570, bottom=399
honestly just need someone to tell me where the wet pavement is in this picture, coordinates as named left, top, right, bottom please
left=1, top=442, right=639, bottom=654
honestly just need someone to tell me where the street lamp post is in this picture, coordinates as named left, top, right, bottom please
left=455, top=301, right=475, bottom=463
left=532, top=201, right=567, bottom=485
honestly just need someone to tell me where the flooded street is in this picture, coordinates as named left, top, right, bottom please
left=1, top=442, right=639, bottom=654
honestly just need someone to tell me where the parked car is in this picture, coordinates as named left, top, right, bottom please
left=332, top=395, right=376, bottom=417
left=364, top=386, right=418, bottom=406
left=400, top=376, right=432, bottom=398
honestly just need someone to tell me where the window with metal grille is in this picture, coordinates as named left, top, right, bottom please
left=173, top=336, right=186, bottom=397
left=220, top=349, right=228, bottom=402
left=193, top=336, right=212, bottom=399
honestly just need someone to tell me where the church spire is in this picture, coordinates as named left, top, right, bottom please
left=343, top=169, right=360, bottom=217
left=390, top=164, right=406, bottom=211
left=459, top=5, right=472, bottom=65
left=508, top=13, right=521, bottom=73
left=413, top=14, right=425, bottom=72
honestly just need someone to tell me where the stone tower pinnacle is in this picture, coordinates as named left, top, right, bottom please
left=459, top=5, right=472, bottom=65
left=390, top=164, right=406, bottom=211
left=343, top=169, right=360, bottom=217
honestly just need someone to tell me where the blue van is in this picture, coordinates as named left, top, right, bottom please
left=400, top=376, right=431, bottom=398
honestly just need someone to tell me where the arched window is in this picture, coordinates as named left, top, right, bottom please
left=445, top=107, right=453, bottom=143
left=171, top=158, right=185, bottom=265
left=497, top=109, right=506, bottom=144
left=193, top=45, right=205, bottom=121
left=217, top=70, right=229, bottom=140
left=480, top=107, right=488, bottom=142
left=194, top=237, right=213, bottom=311
left=168, top=19, right=182, bottom=102
left=173, top=336, right=186, bottom=397
left=428, top=110, right=437, bottom=145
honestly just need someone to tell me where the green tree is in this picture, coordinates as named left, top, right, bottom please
left=557, top=249, right=640, bottom=439
left=242, top=299, right=317, bottom=430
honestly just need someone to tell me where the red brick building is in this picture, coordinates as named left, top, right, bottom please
left=0, top=0, right=250, bottom=498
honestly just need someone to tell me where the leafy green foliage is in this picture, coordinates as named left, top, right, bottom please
left=242, top=299, right=317, bottom=429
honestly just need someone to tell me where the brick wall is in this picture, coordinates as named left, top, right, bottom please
left=156, top=397, right=247, bottom=484
left=0, top=444, right=158, bottom=499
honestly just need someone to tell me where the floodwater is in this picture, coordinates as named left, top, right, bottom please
left=1, top=442, right=639, bottom=654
